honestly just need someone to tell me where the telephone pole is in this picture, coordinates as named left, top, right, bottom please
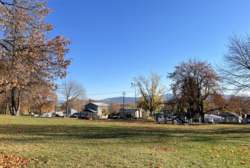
left=131, top=83, right=136, bottom=108
left=122, top=92, right=126, bottom=114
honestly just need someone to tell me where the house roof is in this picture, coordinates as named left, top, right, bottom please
left=218, top=112, right=239, bottom=117
left=205, top=114, right=223, bottom=119
left=85, top=108, right=98, bottom=113
left=119, top=109, right=139, bottom=113
left=91, top=102, right=109, bottom=107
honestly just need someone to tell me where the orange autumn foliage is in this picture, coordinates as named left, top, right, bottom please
left=0, top=153, right=37, bottom=167
left=0, top=0, right=71, bottom=115
left=0, top=0, right=71, bottom=91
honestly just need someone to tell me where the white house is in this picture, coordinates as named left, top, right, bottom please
left=84, top=102, right=109, bottom=119
left=204, top=114, right=224, bottom=124
left=219, top=112, right=242, bottom=123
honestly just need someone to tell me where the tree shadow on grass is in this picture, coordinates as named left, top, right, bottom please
left=0, top=122, right=249, bottom=145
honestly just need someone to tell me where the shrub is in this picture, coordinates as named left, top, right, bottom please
left=143, top=117, right=155, bottom=121
left=85, top=116, right=92, bottom=120
left=102, top=108, right=110, bottom=116
left=108, top=116, right=113, bottom=119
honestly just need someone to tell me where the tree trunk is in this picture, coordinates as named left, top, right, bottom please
left=66, top=103, right=68, bottom=118
left=16, top=91, right=21, bottom=116
left=150, top=110, right=153, bottom=117
left=15, top=103, right=20, bottom=116
left=4, top=91, right=8, bottom=115
left=5, top=97, right=9, bottom=115
left=200, top=100, right=205, bottom=123
left=40, top=106, right=42, bottom=116
left=200, top=112, right=205, bottom=123
left=5, top=103, right=8, bottom=115
left=9, top=98, right=13, bottom=115
left=156, top=114, right=159, bottom=122
left=10, top=88, right=21, bottom=116
left=11, top=88, right=16, bottom=115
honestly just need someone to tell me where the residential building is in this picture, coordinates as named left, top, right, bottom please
left=218, top=112, right=242, bottom=123
left=84, top=102, right=109, bottom=119
left=119, top=108, right=143, bottom=118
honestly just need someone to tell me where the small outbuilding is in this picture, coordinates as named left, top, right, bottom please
left=119, top=108, right=143, bottom=118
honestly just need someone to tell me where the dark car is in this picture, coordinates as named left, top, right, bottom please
left=78, top=112, right=87, bottom=119
left=69, top=113, right=80, bottom=118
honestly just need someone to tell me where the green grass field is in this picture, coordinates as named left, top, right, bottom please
left=0, top=116, right=249, bottom=168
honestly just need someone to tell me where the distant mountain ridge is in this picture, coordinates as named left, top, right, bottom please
left=102, top=94, right=174, bottom=104
left=102, top=94, right=231, bottom=104
left=58, top=94, right=231, bottom=104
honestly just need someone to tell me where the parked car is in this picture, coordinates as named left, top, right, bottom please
left=78, top=112, right=87, bottom=119
left=55, top=114, right=63, bottom=117
left=69, top=113, right=80, bottom=118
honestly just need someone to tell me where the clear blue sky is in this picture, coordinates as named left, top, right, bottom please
left=46, top=0, right=250, bottom=99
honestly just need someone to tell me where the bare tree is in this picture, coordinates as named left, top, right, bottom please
left=109, top=102, right=120, bottom=114
left=133, top=71, right=166, bottom=116
left=58, top=79, right=86, bottom=117
left=69, top=98, right=86, bottom=112
left=218, top=33, right=250, bottom=92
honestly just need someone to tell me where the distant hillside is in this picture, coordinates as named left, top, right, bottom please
left=58, top=100, right=65, bottom=104
left=59, top=94, right=230, bottom=104
left=102, top=94, right=231, bottom=104
left=102, top=97, right=136, bottom=104
left=102, top=94, right=174, bottom=104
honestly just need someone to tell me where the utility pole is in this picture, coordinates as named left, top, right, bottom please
left=131, top=83, right=136, bottom=108
left=135, top=87, right=136, bottom=108
left=122, top=92, right=126, bottom=116
left=55, top=104, right=57, bottom=112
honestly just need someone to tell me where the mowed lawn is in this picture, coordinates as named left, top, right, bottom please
left=0, top=116, right=250, bottom=168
